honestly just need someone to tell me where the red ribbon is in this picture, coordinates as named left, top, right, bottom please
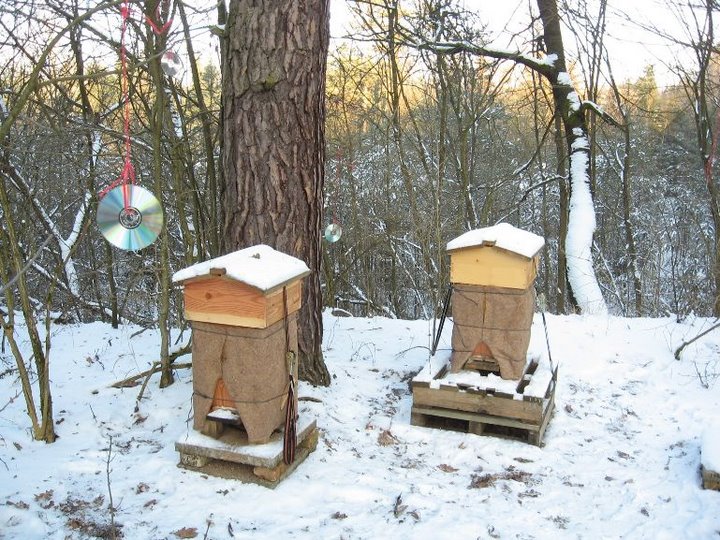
left=146, top=0, right=172, bottom=35
left=99, top=0, right=135, bottom=208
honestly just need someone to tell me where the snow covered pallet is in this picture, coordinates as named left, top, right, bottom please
left=410, top=355, right=556, bottom=446
left=175, top=416, right=318, bottom=488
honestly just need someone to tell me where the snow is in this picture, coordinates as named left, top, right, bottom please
left=1, top=312, right=720, bottom=539
left=566, top=130, right=608, bottom=315
left=446, top=222, right=545, bottom=258
left=702, top=422, right=720, bottom=472
left=171, top=244, right=310, bottom=291
left=557, top=71, right=572, bottom=86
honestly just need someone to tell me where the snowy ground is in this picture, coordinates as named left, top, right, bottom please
left=1, top=311, right=720, bottom=539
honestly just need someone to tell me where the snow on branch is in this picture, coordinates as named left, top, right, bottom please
left=409, top=38, right=557, bottom=78
left=581, top=100, right=622, bottom=129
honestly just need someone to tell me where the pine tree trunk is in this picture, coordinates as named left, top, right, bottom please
left=222, top=0, right=330, bottom=385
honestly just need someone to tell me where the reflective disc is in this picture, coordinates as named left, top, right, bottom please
left=324, top=223, right=342, bottom=243
left=161, top=50, right=182, bottom=78
left=97, top=185, right=163, bottom=250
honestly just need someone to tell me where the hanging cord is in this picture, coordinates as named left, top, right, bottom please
left=145, top=0, right=173, bottom=35
left=430, top=284, right=452, bottom=356
left=99, top=0, right=136, bottom=206
left=282, top=286, right=297, bottom=465
left=536, top=292, right=558, bottom=381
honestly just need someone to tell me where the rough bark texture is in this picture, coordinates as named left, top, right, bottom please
left=221, top=0, right=330, bottom=385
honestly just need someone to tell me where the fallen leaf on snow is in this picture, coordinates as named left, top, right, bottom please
left=378, top=429, right=399, bottom=446
left=173, top=527, right=198, bottom=538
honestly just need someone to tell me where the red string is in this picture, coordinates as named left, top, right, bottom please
left=146, top=0, right=172, bottom=35
left=99, top=0, right=135, bottom=207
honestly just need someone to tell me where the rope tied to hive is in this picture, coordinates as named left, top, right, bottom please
left=282, top=286, right=297, bottom=465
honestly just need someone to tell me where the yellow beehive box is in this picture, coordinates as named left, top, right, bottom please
left=447, top=223, right=544, bottom=290
left=172, top=244, right=310, bottom=328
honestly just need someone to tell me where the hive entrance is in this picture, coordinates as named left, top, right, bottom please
left=203, top=378, right=244, bottom=438
left=462, top=341, right=501, bottom=375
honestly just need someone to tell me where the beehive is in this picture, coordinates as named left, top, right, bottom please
left=446, top=223, right=543, bottom=289
left=173, top=246, right=308, bottom=329
left=172, top=244, right=310, bottom=444
left=446, top=224, right=544, bottom=380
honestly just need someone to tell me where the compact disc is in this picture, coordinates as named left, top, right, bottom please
left=324, top=223, right=342, bottom=243
left=97, top=184, right=163, bottom=250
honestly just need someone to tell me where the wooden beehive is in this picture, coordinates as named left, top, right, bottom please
left=446, top=224, right=545, bottom=380
left=446, top=223, right=543, bottom=290
left=172, top=244, right=310, bottom=445
left=173, top=245, right=309, bottom=328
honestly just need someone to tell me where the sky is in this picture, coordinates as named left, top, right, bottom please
left=329, top=0, right=687, bottom=87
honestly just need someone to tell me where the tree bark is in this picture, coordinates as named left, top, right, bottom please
left=222, top=0, right=330, bottom=385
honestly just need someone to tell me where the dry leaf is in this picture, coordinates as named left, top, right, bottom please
left=34, top=490, right=53, bottom=501
left=437, top=463, right=458, bottom=473
left=173, top=527, right=198, bottom=538
left=377, top=429, right=399, bottom=446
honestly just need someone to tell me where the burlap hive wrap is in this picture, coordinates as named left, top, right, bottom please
left=191, top=315, right=298, bottom=444
left=450, top=283, right=534, bottom=380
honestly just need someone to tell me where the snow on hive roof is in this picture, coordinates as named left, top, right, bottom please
left=446, top=223, right=545, bottom=258
left=171, top=244, right=310, bottom=292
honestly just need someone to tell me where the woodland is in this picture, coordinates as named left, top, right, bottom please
left=1, top=0, right=719, bottom=442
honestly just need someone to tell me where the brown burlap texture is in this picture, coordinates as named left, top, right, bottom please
left=450, top=284, right=534, bottom=380
left=191, top=315, right=298, bottom=444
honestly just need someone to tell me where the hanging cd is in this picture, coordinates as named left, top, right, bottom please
left=161, top=50, right=182, bottom=78
left=324, top=223, right=342, bottom=243
left=97, top=184, right=163, bottom=250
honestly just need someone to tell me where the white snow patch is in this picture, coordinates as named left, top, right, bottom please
left=567, top=91, right=581, bottom=112
left=702, top=422, right=720, bottom=472
left=172, top=244, right=310, bottom=291
left=566, top=132, right=608, bottom=315
left=446, top=222, right=545, bottom=258
left=1, top=313, right=720, bottom=538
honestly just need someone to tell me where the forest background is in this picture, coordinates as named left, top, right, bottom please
left=1, top=0, right=719, bottom=440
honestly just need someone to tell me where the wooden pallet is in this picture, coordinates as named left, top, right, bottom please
left=176, top=416, right=317, bottom=488
left=702, top=466, right=720, bottom=491
left=411, top=355, right=556, bottom=446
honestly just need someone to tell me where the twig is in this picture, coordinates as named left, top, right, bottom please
left=106, top=434, right=116, bottom=540
left=298, top=396, right=323, bottom=403
left=135, top=361, right=161, bottom=404
left=0, top=389, right=20, bottom=413
left=203, top=516, right=213, bottom=540
left=674, top=319, right=720, bottom=360
left=110, top=361, right=192, bottom=389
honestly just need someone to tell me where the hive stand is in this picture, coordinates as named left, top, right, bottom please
left=701, top=428, right=720, bottom=491
left=176, top=414, right=318, bottom=488
left=411, top=353, right=556, bottom=446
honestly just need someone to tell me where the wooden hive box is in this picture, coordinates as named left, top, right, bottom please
left=172, top=244, right=310, bottom=328
left=446, top=223, right=544, bottom=289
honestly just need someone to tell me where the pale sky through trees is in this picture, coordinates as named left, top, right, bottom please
left=329, top=0, right=686, bottom=87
